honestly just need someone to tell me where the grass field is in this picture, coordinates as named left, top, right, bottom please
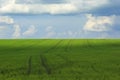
left=0, top=39, right=120, bottom=80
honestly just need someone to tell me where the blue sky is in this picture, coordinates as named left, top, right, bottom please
left=0, top=0, right=120, bottom=39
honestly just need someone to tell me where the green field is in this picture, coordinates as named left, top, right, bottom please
left=0, top=39, right=120, bottom=80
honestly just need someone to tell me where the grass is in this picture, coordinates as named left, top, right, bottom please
left=0, top=39, right=120, bottom=80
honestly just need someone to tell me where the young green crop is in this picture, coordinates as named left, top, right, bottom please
left=0, top=39, right=120, bottom=80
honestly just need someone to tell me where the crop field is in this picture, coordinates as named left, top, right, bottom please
left=0, top=39, right=120, bottom=80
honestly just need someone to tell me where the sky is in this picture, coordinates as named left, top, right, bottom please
left=0, top=0, right=120, bottom=39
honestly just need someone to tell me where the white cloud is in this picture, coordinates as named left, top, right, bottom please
left=0, top=26, right=7, bottom=30
left=66, top=0, right=109, bottom=10
left=68, top=30, right=73, bottom=36
left=67, top=30, right=78, bottom=37
left=46, top=31, right=56, bottom=38
left=23, top=25, right=37, bottom=36
left=12, top=24, right=21, bottom=38
left=46, top=26, right=53, bottom=32
left=0, top=26, right=8, bottom=37
left=83, top=14, right=115, bottom=32
left=0, top=3, right=77, bottom=14
left=58, top=32, right=67, bottom=36
left=0, top=16, right=14, bottom=24
left=45, top=26, right=56, bottom=38
left=0, top=0, right=109, bottom=14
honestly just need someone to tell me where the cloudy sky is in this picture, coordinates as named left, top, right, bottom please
left=0, top=0, right=120, bottom=39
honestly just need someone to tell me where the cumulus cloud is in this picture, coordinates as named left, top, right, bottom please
left=45, top=26, right=56, bottom=38
left=0, top=16, right=14, bottom=24
left=83, top=14, right=115, bottom=32
left=0, top=0, right=109, bottom=14
left=23, top=25, right=37, bottom=36
left=46, top=31, right=56, bottom=38
left=67, top=30, right=76, bottom=37
left=40, top=0, right=65, bottom=4
left=0, top=3, right=77, bottom=14
left=0, top=26, right=7, bottom=30
left=12, top=24, right=21, bottom=38
left=0, top=26, right=8, bottom=38
left=46, top=26, right=53, bottom=32
left=57, top=30, right=79, bottom=38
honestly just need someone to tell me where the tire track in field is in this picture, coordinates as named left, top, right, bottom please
left=55, top=54, right=74, bottom=69
left=27, top=56, right=32, bottom=75
left=55, top=40, right=73, bottom=67
left=86, top=40, right=93, bottom=48
left=20, top=40, right=46, bottom=48
left=90, top=63, right=100, bottom=73
left=40, top=55, right=52, bottom=75
left=0, top=40, right=44, bottom=76
left=0, top=40, right=69, bottom=76
left=47, top=40, right=74, bottom=72
left=64, top=40, right=72, bottom=52
left=53, top=40, right=74, bottom=70
left=38, top=40, right=63, bottom=75
left=0, top=40, right=44, bottom=52
left=0, top=40, right=48, bottom=76
left=43, top=40, right=63, bottom=53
